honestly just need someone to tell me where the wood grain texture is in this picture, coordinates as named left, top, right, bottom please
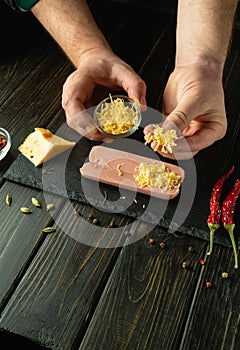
left=0, top=181, right=64, bottom=310
left=0, top=1, right=240, bottom=350
left=180, top=244, right=240, bottom=350
left=78, top=226, right=208, bottom=350
left=0, top=201, right=131, bottom=349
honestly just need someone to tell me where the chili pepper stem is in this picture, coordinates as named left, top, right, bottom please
left=224, top=224, right=238, bottom=269
left=207, top=223, right=220, bottom=256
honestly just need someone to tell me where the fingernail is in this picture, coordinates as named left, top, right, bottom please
left=85, top=126, right=96, bottom=133
left=103, top=138, right=113, bottom=143
left=140, top=96, right=146, bottom=105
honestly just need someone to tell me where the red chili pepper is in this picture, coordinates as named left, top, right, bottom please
left=222, top=178, right=240, bottom=269
left=207, top=165, right=234, bottom=256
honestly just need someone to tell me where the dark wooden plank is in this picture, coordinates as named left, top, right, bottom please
left=101, top=6, right=176, bottom=73
left=179, top=244, right=240, bottom=350
left=0, top=200, right=131, bottom=349
left=0, top=12, right=69, bottom=104
left=78, top=225, right=207, bottom=350
left=0, top=181, right=63, bottom=309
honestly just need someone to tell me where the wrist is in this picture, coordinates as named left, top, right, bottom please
left=75, top=44, right=113, bottom=68
left=175, top=51, right=224, bottom=78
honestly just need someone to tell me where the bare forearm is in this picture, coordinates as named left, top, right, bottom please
left=31, top=0, right=111, bottom=67
left=176, top=0, right=238, bottom=68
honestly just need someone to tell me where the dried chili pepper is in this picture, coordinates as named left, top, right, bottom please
left=222, top=178, right=240, bottom=269
left=207, top=165, right=234, bottom=256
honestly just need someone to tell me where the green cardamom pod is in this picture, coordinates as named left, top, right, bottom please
left=6, top=194, right=12, bottom=206
left=32, top=197, right=41, bottom=207
left=41, top=227, right=56, bottom=233
left=21, top=207, right=32, bottom=214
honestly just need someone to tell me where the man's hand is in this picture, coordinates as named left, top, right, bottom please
left=144, top=62, right=227, bottom=159
left=62, top=48, right=146, bottom=140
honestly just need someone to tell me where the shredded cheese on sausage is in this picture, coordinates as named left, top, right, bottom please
left=95, top=95, right=139, bottom=135
left=134, top=162, right=181, bottom=191
left=145, top=125, right=178, bottom=154
left=117, top=164, right=123, bottom=176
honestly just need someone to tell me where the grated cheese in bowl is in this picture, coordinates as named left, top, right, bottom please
left=94, top=94, right=141, bottom=138
left=145, top=125, right=178, bottom=154
left=134, top=162, right=181, bottom=191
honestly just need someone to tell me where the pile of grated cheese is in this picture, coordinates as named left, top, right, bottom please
left=96, top=95, right=139, bottom=135
left=145, top=125, right=178, bottom=154
left=134, top=162, right=181, bottom=191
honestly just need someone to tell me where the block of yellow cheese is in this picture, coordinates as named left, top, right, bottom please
left=18, top=128, right=76, bottom=166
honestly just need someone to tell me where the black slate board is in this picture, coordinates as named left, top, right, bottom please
left=4, top=120, right=240, bottom=249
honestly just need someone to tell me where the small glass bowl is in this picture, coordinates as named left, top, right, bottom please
left=94, top=95, right=141, bottom=138
left=0, top=127, right=11, bottom=161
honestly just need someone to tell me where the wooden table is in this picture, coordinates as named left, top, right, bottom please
left=1, top=1, right=240, bottom=349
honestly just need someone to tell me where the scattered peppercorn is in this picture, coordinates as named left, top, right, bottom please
left=0, top=135, right=7, bottom=151
left=47, top=203, right=55, bottom=211
left=199, top=259, right=205, bottom=265
left=221, top=272, right=229, bottom=279
left=206, top=281, right=212, bottom=288
left=188, top=246, right=195, bottom=253
left=159, top=242, right=166, bottom=249
left=92, top=218, right=98, bottom=225
left=182, top=261, right=190, bottom=269
left=149, top=238, right=156, bottom=245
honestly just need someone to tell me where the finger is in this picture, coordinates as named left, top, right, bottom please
left=114, top=67, right=147, bottom=107
left=155, top=124, right=224, bottom=159
left=143, top=123, right=196, bottom=159
left=128, top=81, right=147, bottom=107
left=62, top=74, right=93, bottom=116
left=143, top=123, right=162, bottom=135
left=66, top=109, right=113, bottom=142
left=64, top=98, right=86, bottom=119
left=178, top=126, right=226, bottom=153
left=62, top=74, right=110, bottom=141
left=144, top=139, right=198, bottom=160
left=158, top=149, right=198, bottom=160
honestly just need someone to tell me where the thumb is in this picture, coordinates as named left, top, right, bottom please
left=162, top=100, right=196, bottom=134
left=127, top=82, right=147, bottom=107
